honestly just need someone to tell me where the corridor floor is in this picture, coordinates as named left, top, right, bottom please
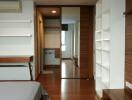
left=37, top=60, right=97, bottom=100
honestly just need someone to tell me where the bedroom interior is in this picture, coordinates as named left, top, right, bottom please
left=0, top=0, right=132, bottom=100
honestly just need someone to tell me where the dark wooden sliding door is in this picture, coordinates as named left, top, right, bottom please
left=80, top=6, right=94, bottom=79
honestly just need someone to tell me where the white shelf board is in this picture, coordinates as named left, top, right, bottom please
left=102, top=64, right=109, bottom=70
left=102, top=39, right=110, bottom=41
left=0, top=19, right=32, bottom=23
left=96, top=40, right=102, bottom=42
left=102, top=49, right=110, bottom=52
left=96, top=30, right=102, bottom=33
left=96, top=62, right=102, bottom=66
left=0, top=34, right=32, bottom=37
left=96, top=48, right=102, bottom=51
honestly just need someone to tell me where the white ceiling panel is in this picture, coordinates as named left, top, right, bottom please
left=34, top=0, right=97, bottom=5
left=62, top=7, right=80, bottom=24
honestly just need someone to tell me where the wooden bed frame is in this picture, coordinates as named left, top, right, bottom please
left=0, top=56, right=33, bottom=80
left=0, top=56, right=50, bottom=100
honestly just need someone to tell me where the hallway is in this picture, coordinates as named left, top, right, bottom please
left=37, top=60, right=97, bottom=100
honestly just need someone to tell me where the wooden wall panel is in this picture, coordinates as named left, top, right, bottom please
left=125, top=0, right=132, bottom=83
left=35, top=9, right=44, bottom=79
left=55, top=48, right=61, bottom=58
left=80, top=6, right=94, bottom=79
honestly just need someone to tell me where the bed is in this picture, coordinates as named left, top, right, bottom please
left=0, top=81, right=49, bottom=100
left=0, top=56, right=50, bottom=100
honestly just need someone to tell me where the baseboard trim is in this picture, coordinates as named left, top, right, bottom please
left=44, top=65, right=61, bottom=69
left=44, top=65, right=60, bottom=67
left=62, top=58, right=72, bottom=60
left=61, top=77, right=88, bottom=79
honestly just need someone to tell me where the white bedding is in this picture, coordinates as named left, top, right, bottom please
left=0, top=81, right=42, bottom=100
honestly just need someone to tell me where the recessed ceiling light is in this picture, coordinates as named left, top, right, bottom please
left=51, top=10, right=57, bottom=14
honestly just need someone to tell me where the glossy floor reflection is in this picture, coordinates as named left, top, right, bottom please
left=61, top=60, right=80, bottom=78
left=37, top=60, right=97, bottom=100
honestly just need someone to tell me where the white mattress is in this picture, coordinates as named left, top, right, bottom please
left=0, top=81, right=42, bottom=100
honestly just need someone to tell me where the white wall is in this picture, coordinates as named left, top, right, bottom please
left=44, top=19, right=61, bottom=65
left=0, top=0, right=34, bottom=55
left=110, top=0, right=125, bottom=88
left=44, top=19, right=61, bottom=48
left=45, top=31, right=60, bottom=48
left=62, top=7, right=80, bottom=24
left=0, top=0, right=34, bottom=80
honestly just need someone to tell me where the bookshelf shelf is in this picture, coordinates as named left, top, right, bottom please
left=102, top=39, right=110, bottom=41
left=96, top=40, right=102, bottom=42
left=96, top=30, right=102, bottom=33
left=0, top=19, right=32, bottom=23
left=102, top=49, right=110, bottom=52
left=0, top=33, right=32, bottom=37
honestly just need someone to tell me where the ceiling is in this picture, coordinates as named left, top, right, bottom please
left=38, top=7, right=60, bottom=17
left=34, top=0, right=97, bottom=5
left=38, top=7, right=80, bottom=24
left=62, top=7, right=80, bottom=24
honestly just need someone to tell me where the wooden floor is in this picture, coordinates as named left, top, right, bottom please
left=37, top=60, right=97, bottom=100
left=61, top=60, right=80, bottom=78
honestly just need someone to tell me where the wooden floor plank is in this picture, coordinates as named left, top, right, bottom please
left=37, top=60, right=97, bottom=100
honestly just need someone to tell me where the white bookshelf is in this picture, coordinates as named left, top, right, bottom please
left=95, top=0, right=125, bottom=98
left=96, top=64, right=102, bottom=78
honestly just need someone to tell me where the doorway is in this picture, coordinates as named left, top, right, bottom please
left=35, top=7, right=61, bottom=77
left=35, top=6, right=94, bottom=80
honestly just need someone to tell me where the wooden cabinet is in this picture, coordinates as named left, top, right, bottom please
left=102, top=89, right=132, bottom=100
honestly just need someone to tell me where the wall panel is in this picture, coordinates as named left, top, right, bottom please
left=125, top=0, right=132, bottom=83
left=80, top=6, right=94, bottom=79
